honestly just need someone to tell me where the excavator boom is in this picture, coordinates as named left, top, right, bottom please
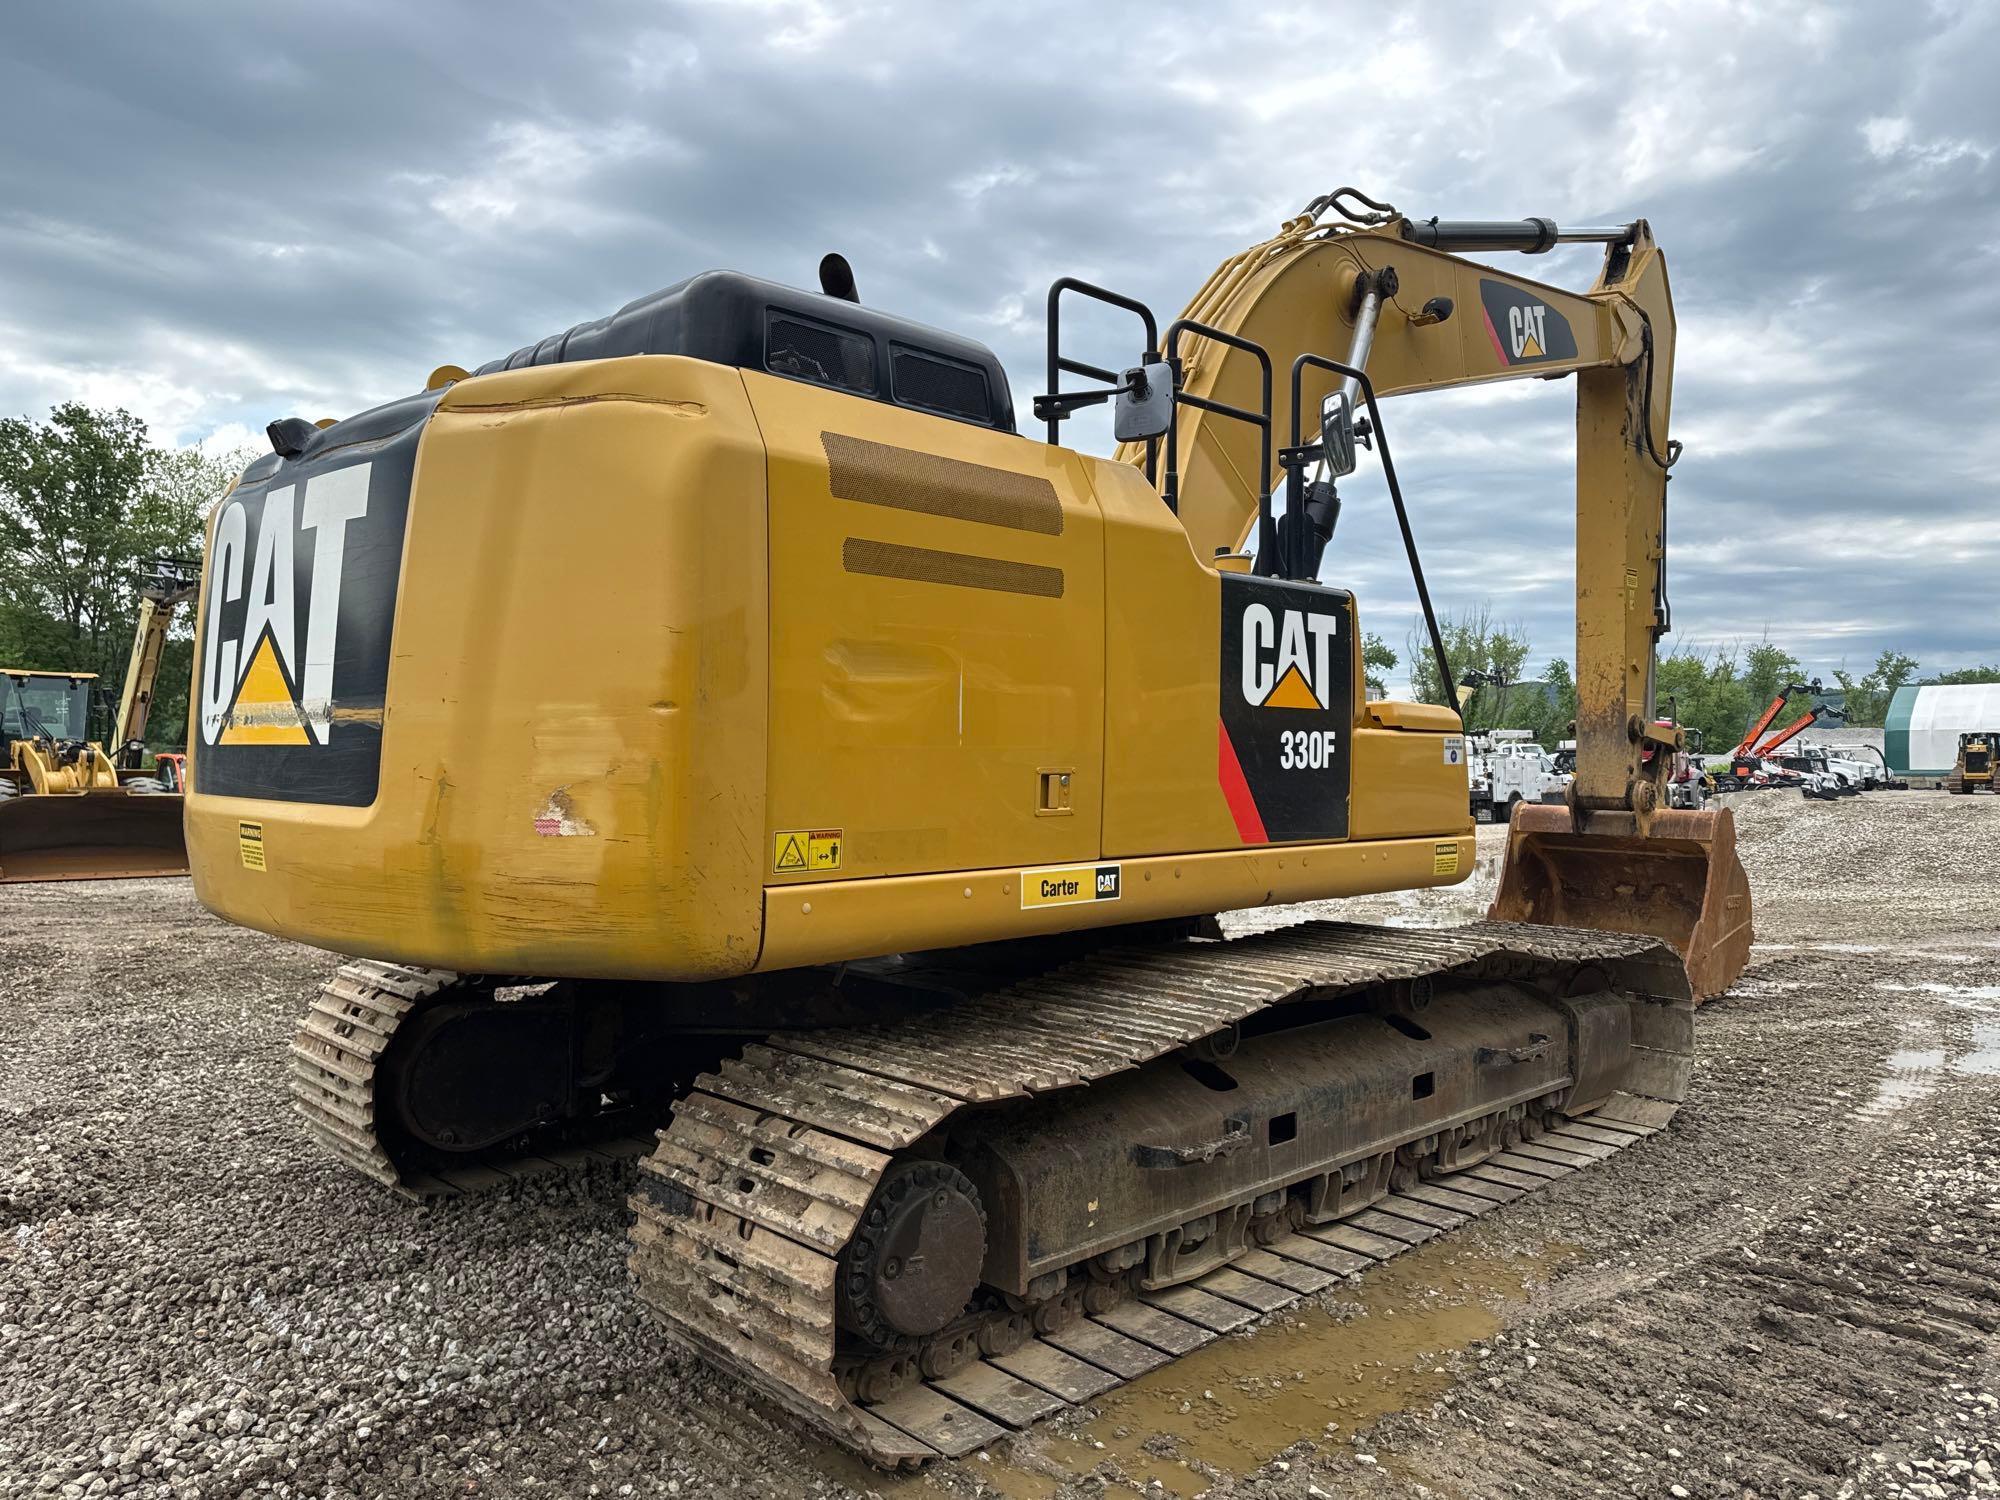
left=1756, top=708, right=1823, bottom=758
left=1128, top=191, right=1750, bottom=999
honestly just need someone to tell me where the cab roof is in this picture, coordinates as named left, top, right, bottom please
left=474, top=270, right=1016, bottom=433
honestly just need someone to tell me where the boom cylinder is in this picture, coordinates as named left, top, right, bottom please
left=1337, top=275, right=1386, bottom=412
left=1399, top=218, right=1635, bottom=255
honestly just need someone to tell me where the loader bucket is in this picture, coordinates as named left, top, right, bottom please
left=1488, top=803, right=1751, bottom=1002
left=0, top=790, right=190, bottom=883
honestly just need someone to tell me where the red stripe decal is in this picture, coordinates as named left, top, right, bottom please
left=1481, top=304, right=1510, bottom=365
left=1217, top=721, right=1269, bottom=844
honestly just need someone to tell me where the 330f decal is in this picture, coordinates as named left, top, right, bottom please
left=1218, top=575, right=1353, bottom=844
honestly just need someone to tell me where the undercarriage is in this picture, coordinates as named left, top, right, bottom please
left=290, top=919, right=1689, bottom=1466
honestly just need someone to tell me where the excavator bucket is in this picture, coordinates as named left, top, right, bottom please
left=1489, top=803, right=1752, bottom=1002
left=0, top=790, right=190, bottom=883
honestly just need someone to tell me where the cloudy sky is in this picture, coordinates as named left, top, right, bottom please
left=5, top=1, right=1997, bottom=686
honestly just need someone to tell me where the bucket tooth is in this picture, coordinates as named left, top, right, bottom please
left=1488, top=803, right=1752, bottom=1002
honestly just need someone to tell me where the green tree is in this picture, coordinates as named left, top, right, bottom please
left=0, top=405, right=227, bottom=749
left=1834, top=649, right=1920, bottom=728
left=1406, top=605, right=1530, bottom=728
left=1923, top=665, right=2000, bottom=686
left=1656, top=646, right=1753, bottom=754
left=135, top=444, right=253, bottom=747
left=1519, top=656, right=1577, bottom=747
left=1361, top=632, right=1396, bottom=698
left=1740, top=639, right=1802, bottom=715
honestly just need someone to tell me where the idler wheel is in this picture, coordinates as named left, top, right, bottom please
left=838, top=1161, right=987, bottom=1347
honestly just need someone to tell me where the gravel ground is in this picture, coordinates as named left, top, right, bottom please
left=3, top=790, right=1997, bottom=1499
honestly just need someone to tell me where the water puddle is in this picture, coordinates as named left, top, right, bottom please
left=1873, top=980, right=2000, bottom=1010
left=999, top=1240, right=1567, bottom=1496
left=1956, top=1021, right=2000, bottom=1077
left=1860, top=1047, right=1945, bottom=1116
left=978, top=1463, right=1063, bottom=1499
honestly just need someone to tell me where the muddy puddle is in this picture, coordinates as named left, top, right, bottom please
left=1758, top=942, right=1986, bottom=964
left=979, top=1237, right=1568, bottom=1497
left=1873, top=979, right=2000, bottom=1007
left=1860, top=1047, right=1945, bottom=1115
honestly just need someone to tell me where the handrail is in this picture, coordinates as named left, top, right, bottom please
left=1164, top=317, right=1270, bottom=545
left=1040, top=278, right=1159, bottom=484
left=1283, top=353, right=1454, bottom=707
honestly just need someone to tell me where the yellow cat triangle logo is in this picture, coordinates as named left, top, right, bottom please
left=1519, top=332, right=1543, bottom=358
left=218, top=634, right=311, bottom=745
left=1263, top=663, right=1325, bottom=711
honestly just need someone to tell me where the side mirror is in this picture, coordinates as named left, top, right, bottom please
left=1319, top=391, right=1358, bottom=477
left=1113, top=361, right=1173, bottom=443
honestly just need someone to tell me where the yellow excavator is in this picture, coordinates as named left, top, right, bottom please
left=185, top=187, right=1750, bottom=1464
left=0, top=559, right=198, bottom=881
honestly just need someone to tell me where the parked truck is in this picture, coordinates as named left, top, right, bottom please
left=1469, top=729, right=1566, bottom=823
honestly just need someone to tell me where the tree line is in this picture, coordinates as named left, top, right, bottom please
left=0, top=404, right=250, bottom=749
left=1395, top=607, right=2000, bottom=754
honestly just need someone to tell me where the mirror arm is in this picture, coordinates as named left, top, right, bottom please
left=1031, top=387, right=1120, bottom=422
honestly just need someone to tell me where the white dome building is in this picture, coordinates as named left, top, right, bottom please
left=1884, top=684, right=2000, bottom=777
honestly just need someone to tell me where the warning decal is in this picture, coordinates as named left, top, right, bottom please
left=238, top=821, right=267, bottom=871
left=1444, top=735, right=1465, bottom=766
left=774, top=828, right=842, bottom=873
left=1021, top=863, right=1121, bottom=909
left=1434, top=841, right=1460, bottom=876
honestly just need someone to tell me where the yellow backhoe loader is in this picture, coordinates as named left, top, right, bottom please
left=0, top=560, right=199, bottom=881
left=185, top=188, right=1750, bottom=1464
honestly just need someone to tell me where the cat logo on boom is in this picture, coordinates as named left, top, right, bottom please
left=1508, top=302, right=1549, bottom=359
left=1477, top=278, right=1578, bottom=366
left=1239, top=600, right=1341, bottom=713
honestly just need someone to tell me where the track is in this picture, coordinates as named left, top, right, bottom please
left=627, top=919, right=1692, bottom=1466
left=287, top=960, right=655, bottom=1197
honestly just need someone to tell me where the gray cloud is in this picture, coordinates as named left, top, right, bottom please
left=2, top=0, right=1996, bottom=682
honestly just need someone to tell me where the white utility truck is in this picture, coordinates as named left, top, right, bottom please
left=1469, top=730, right=1567, bottom=823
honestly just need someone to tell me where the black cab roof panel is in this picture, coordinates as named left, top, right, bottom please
left=473, top=270, right=1016, bottom=432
